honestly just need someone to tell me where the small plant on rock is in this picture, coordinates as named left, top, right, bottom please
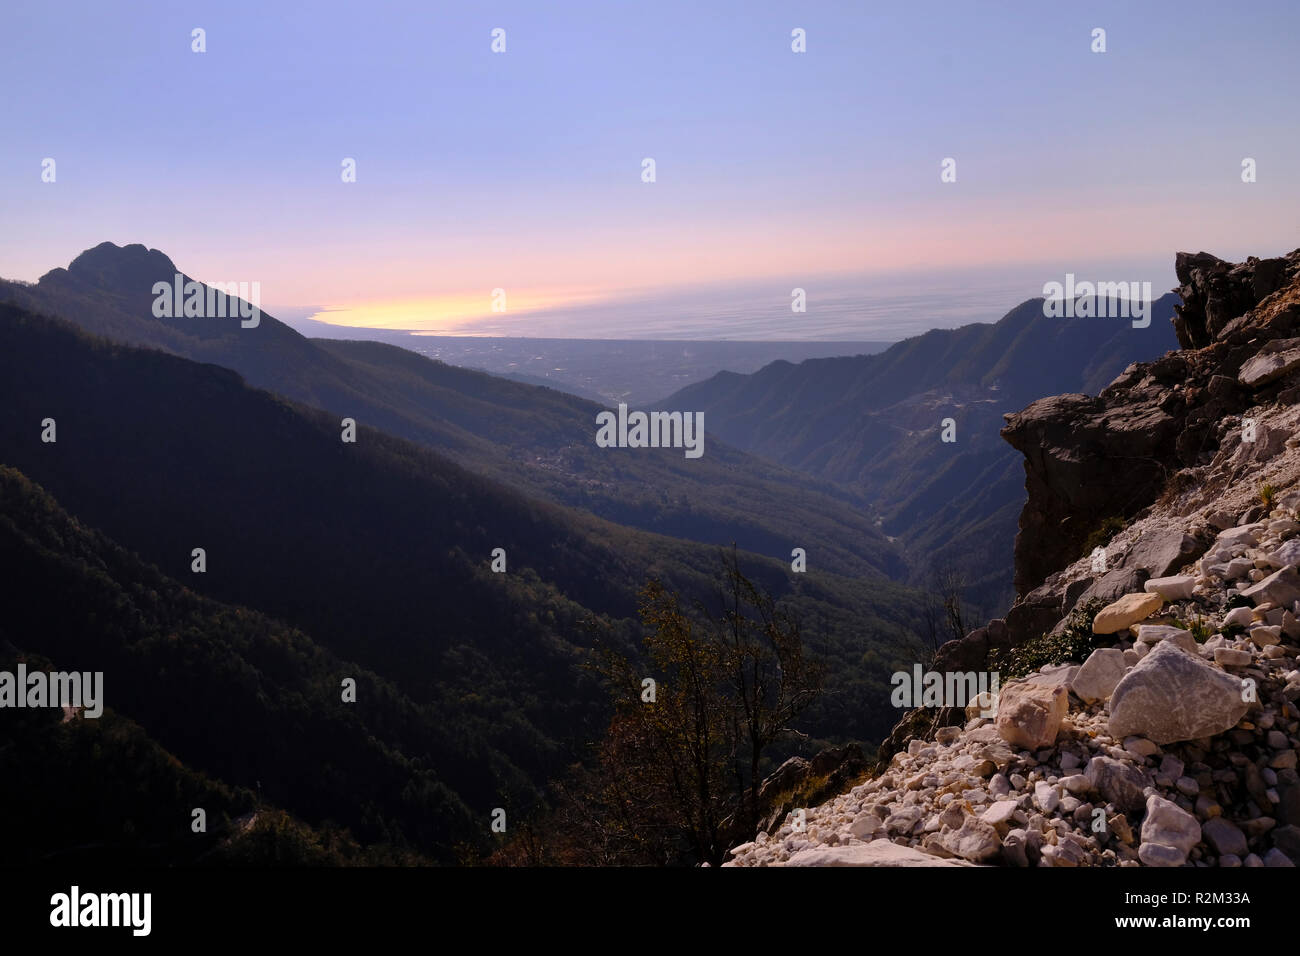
left=1082, top=516, right=1126, bottom=557
left=1174, top=613, right=1213, bottom=643
left=1260, top=483, right=1277, bottom=508
left=988, top=598, right=1108, bottom=681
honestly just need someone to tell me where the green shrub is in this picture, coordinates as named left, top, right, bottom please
left=988, top=598, right=1108, bottom=681
left=1083, top=517, right=1127, bottom=557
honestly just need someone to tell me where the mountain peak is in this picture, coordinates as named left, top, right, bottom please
left=41, top=241, right=180, bottom=293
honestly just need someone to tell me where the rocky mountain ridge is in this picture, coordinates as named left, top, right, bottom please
left=730, top=248, right=1300, bottom=867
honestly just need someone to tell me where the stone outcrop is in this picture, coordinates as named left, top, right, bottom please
left=1002, top=248, right=1300, bottom=604
left=747, top=744, right=867, bottom=837
left=1173, top=251, right=1300, bottom=350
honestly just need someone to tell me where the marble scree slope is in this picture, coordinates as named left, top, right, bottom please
left=729, top=249, right=1300, bottom=867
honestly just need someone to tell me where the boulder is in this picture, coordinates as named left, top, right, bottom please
left=1134, top=624, right=1198, bottom=655
left=1217, top=524, right=1262, bottom=549
left=1241, top=566, right=1300, bottom=609
left=1075, top=568, right=1148, bottom=611
left=1070, top=647, right=1128, bottom=704
left=1159, top=759, right=1190, bottom=780
left=1238, top=338, right=1300, bottom=388
left=849, top=813, right=884, bottom=840
left=1220, top=556, right=1255, bottom=580
left=996, top=681, right=1068, bottom=750
left=1238, top=505, right=1268, bottom=525
left=1041, top=833, right=1090, bottom=867
left=1202, top=818, right=1248, bottom=858
left=1237, top=421, right=1289, bottom=463
left=1034, top=780, right=1061, bottom=813
left=1108, top=641, right=1249, bottom=744
left=1222, top=607, right=1255, bottom=628
left=1124, top=736, right=1160, bottom=758
left=1126, top=529, right=1205, bottom=578
left=1144, top=575, right=1196, bottom=600
left=1214, top=647, right=1252, bottom=667
left=1139, top=793, right=1201, bottom=867
left=1268, top=539, right=1300, bottom=569
left=1061, top=774, right=1091, bottom=795
left=1022, top=663, right=1078, bottom=690
left=981, top=799, right=1019, bottom=832
left=1139, top=842, right=1190, bottom=867
left=1093, top=592, right=1164, bottom=634
left=1084, top=756, right=1149, bottom=813
left=942, top=815, right=1003, bottom=863
left=1005, top=584, right=1067, bottom=647
left=1206, top=510, right=1236, bottom=531
left=1248, top=625, right=1282, bottom=647
left=884, top=806, right=924, bottom=835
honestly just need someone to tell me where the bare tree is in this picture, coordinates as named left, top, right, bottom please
left=936, top=563, right=969, bottom=644
left=919, top=588, right=946, bottom=659
left=581, top=549, right=824, bottom=866
left=918, top=562, right=973, bottom=662
left=713, top=548, right=824, bottom=842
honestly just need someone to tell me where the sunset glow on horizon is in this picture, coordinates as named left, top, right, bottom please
left=3, top=0, right=1298, bottom=336
left=309, top=286, right=613, bottom=332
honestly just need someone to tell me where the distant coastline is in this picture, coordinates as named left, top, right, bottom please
left=288, top=260, right=1175, bottom=344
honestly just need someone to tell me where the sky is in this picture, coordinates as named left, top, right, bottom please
left=2, top=0, right=1298, bottom=338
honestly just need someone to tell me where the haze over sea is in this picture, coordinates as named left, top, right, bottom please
left=294, top=258, right=1176, bottom=343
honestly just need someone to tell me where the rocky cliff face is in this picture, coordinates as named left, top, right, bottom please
left=732, top=248, right=1300, bottom=867
left=1003, top=250, right=1300, bottom=603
